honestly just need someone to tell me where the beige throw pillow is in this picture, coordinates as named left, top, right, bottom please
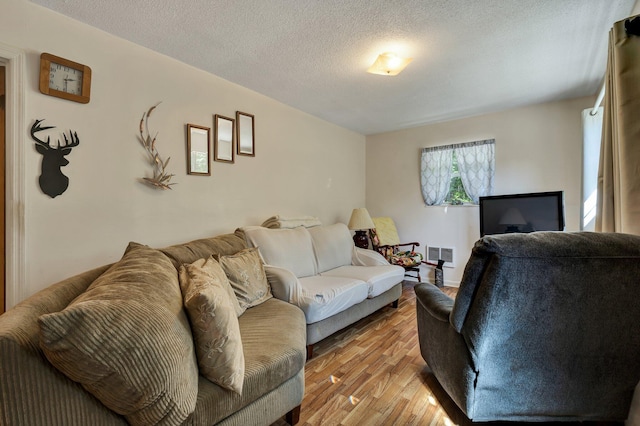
left=218, top=247, right=273, bottom=310
left=38, top=242, right=199, bottom=426
left=179, top=256, right=245, bottom=394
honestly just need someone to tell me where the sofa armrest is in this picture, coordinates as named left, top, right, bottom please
left=263, top=265, right=302, bottom=305
left=415, top=283, right=454, bottom=322
left=352, top=247, right=390, bottom=266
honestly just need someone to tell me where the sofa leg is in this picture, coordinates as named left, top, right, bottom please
left=285, top=405, right=301, bottom=425
left=391, top=299, right=399, bottom=308
left=306, top=344, right=314, bottom=360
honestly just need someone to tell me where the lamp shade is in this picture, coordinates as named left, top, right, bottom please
left=348, top=208, right=375, bottom=230
left=367, top=52, right=413, bottom=76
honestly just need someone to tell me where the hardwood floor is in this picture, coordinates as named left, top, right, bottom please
left=272, top=281, right=458, bottom=426
left=272, top=281, right=623, bottom=426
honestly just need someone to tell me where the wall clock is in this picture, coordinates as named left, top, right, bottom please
left=39, top=53, right=92, bottom=104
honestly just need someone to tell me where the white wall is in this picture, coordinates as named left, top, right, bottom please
left=366, top=96, right=594, bottom=285
left=1, top=0, right=365, bottom=304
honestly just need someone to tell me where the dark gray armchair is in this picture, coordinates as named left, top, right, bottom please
left=416, top=231, right=640, bottom=422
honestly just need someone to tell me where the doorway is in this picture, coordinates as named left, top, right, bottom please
left=1, top=65, right=5, bottom=314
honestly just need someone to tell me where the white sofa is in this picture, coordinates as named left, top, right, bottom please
left=239, top=223, right=404, bottom=357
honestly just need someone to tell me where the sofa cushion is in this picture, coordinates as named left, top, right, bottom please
left=188, top=298, right=307, bottom=425
left=321, top=264, right=404, bottom=298
left=242, top=226, right=318, bottom=278
left=308, top=223, right=354, bottom=273
left=298, top=275, right=369, bottom=324
left=160, top=233, right=247, bottom=268
left=218, top=247, right=273, bottom=310
left=38, top=242, right=198, bottom=426
left=179, top=256, right=245, bottom=394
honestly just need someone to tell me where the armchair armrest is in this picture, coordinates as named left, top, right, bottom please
left=399, top=241, right=421, bottom=248
left=415, top=282, right=454, bottom=322
left=263, top=265, right=302, bottom=305
left=352, top=247, right=390, bottom=266
left=415, top=282, right=475, bottom=414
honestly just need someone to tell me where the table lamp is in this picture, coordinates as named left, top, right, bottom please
left=348, top=208, right=375, bottom=249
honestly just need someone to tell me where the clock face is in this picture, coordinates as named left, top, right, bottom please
left=49, top=63, right=84, bottom=95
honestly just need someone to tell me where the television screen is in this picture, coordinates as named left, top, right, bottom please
left=479, top=191, right=565, bottom=237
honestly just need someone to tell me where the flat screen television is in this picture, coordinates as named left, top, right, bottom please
left=479, top=191, right=565, bottom=237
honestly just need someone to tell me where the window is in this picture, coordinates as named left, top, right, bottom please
left=581, top=107, right=603, bottom=230
left=420, top=139, right=495, bottom=206
left=445, top=151, right=473, bottom=205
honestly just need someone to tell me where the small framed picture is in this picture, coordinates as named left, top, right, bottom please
left=236, top=111, right=255, bottom=157
left=186, top=124, right=211, bottom=175
left=214, top=114, right=235, bottom=163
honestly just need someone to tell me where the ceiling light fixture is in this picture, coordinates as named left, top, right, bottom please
left=367, top=52, right=413, bottom=76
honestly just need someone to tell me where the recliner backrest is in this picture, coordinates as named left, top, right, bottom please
left=452, top=231, right=640, bottom=334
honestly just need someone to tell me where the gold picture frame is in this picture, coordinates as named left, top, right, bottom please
left=214, top=114, right=235, bottom=163
left=236, top=111, right=255, bottom=157
left=186, top=124, right=211, bottom=175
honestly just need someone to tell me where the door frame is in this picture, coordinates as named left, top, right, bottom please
left=1, top=64, right=5, bottom=313
left=0, top=43, right=26, bottom=309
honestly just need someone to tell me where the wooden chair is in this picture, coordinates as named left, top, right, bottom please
left=369, top=217, right=423, bottom=281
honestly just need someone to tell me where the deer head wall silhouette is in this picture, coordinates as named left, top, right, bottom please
left=30, top=119, right=80, bottom=198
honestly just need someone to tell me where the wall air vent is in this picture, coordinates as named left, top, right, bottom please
left=427, top=246, right=440, bottom=262
left=440, top=248, right=454, bottom=264
left=427, top=246, right=455, bottom=268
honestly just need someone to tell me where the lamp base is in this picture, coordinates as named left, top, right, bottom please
left=353, top=230, right=369, bottom=249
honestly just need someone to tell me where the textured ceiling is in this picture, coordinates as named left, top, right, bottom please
left=30, top=0, right=636, bottom=135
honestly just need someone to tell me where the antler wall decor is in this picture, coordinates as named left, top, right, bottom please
left=30, top=119, right=80, bottom=198
left=138, top=102, right=175, bottom=190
